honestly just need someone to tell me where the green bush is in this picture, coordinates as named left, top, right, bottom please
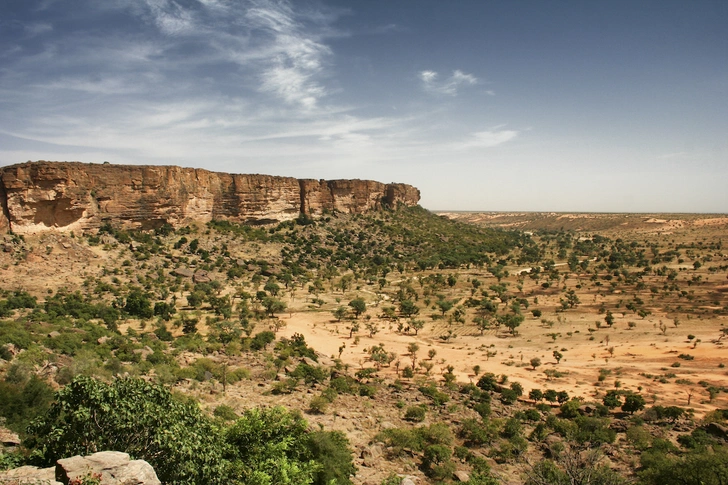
left=305, top=430, right=356, bottom=485
left=26, top=376, right=228, bottom=485
left=404, top=405, right=426, bottom=422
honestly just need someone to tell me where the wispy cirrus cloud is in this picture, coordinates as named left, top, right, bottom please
left=247, top=1, right=332, bottom=109
left=419, top=69, right=478, bottom=96
left=0, top=0, right=521, bottom=184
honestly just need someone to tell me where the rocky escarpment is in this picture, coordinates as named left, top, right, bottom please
left=0, top=161, right=420, bottom=234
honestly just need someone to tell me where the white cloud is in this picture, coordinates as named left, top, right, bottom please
left=245, top=2, right=332, bottom=109
left=420, top=69, right=477, bottom=96
left=142, top=0, right=196, bottom=35
left=456, top=129, right=518, bottom=149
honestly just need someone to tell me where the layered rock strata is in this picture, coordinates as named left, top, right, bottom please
left=0, top=161, right=420, bottom=234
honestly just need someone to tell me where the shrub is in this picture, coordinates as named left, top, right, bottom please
left=249, top=330, right=276, bottom=350
left=404, top=405, right=427, bottom=422
left=305, top=430, right=356, bottom=485
left=308, top=396, right=329, bottom=415
left=25, top=376, right=228, bottom=485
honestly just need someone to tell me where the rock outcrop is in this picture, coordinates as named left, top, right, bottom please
left=0, top=451, right=160, bottom=485
left=0, top=161, right=420, bottom=234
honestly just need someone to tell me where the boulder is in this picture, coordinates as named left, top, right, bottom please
left=172, top=268, right=194, bottom=278
left=0, top=465, right=61, bottom=485
left=0, top=427, right=20, bottom=447
left=56, top=451, right=160, bottom=485
left=705, top=422, right=728, bottom=440
left=193, top=270, right=211, bottom=283
left=360, top=445, right=383, bottom=467
left=453, top=470, right=470, bottom=482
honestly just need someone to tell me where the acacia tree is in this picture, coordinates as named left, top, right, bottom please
left=409, top=318, right=425, bottom=336
left=262, top=296, right=286, bottom=317
left=498, top=313, right=525, bottom=336
left=333, top=306, right=348, bottom=322
left=399, top=299, right=419, bottom=319
left=621, top=393, right=646, bottom=414
left=348, top=298, right=366, bottom=319
left=408, top=343, right=420, bottom=369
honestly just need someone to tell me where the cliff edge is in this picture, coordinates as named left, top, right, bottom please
left=0, top=161, right=420, bottom=234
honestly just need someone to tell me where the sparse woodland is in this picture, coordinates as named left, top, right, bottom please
left=1, top=207, right=727, bottom=484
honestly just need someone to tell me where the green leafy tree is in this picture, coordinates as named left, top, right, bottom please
left=25, top=376, right=228, bottom=485
left=304, top=430, right=356, bottom=485
left=348, top=298, right=367, bottom=318
left=498, top=313, right=525, bottom=335
left=399, top=299, right=419, bottom=318
left=262, top=297, right=286, bottom=317
left=333, top=306, right=348, bottom=322
left=124, top=289, right=153, bottom=319
left=225, top=406, right=318, bottom=485
left=621, top=393, right=646, bottom=414
left=602, top=391, right=622, bottom=410
left=435, top=299, right=454, bottom=316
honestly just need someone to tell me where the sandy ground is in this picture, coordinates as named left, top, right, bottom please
left=277, top=302, right=728, bottom=415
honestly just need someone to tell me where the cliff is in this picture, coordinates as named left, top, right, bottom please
left=0, top=161, right=420, bottom=234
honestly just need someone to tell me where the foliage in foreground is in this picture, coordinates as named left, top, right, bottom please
left=23, top=376, right=355, bottom=485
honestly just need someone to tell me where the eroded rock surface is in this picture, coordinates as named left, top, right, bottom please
left=0, top=162, right=420, bottom=234
left=0, top=451, right=160, bottom=485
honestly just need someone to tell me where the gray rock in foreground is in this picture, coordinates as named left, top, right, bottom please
left=0, top=451, right=160, bottom=485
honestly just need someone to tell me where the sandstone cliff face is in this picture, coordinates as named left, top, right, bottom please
left=0, top=162, right=420, bottom=234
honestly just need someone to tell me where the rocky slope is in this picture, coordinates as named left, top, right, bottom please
left=0, top=161, right=420, bottom=234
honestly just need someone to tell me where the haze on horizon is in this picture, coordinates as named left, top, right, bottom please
left=0, top=0, right=726, bottom=213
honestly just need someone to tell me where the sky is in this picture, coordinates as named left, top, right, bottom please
left=1, top=0, right=726, bottom=213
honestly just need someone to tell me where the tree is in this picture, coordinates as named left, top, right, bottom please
left=305, top=430, right=356, bottom=485
left=409, top=318, right=425, bottom=335
left=498, top=313, right=525, bottom=335
left=348, top=298, right=366, bottom=319
left=25, top=376, right=228, bottom=485
left=447, top=274, right=458, bottom=288
left=394, top=298, right=418, bottom=321
left=264, top=279, right=280, bottom=296
left=525, top=446, right=626, bottom=485
left=474, top=315, right=492, bottom=335
left=603, top=390, right=622, bottom=409
left=544, top=389, right=558, bottom=403
left=408, top=343, right=420, bottom=369
left=262, top=296, right=286, bottom=317
left=124, top=289, right=153, bottom=318
left=621, top=393, right=646, bottom=414
left=530, top=357, right=542, bottom=370
left=333, top=306, right=348, bottom=322
left=553, top=350, right=563, bottom=364
left=604, top=311, right=615, bottom=327
left=226, top=406, right=318, bottom=485
left=436, top=299, right=454, bottom=316
left=559, top=289, right=581, bottom=310
left=529, top=389, right=543, bottom=402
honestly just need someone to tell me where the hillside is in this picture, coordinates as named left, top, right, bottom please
left=1, top=207, right=727, bottom=485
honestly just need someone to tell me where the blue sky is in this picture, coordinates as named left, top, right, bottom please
left=1, top=0, right=726, bottom=212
